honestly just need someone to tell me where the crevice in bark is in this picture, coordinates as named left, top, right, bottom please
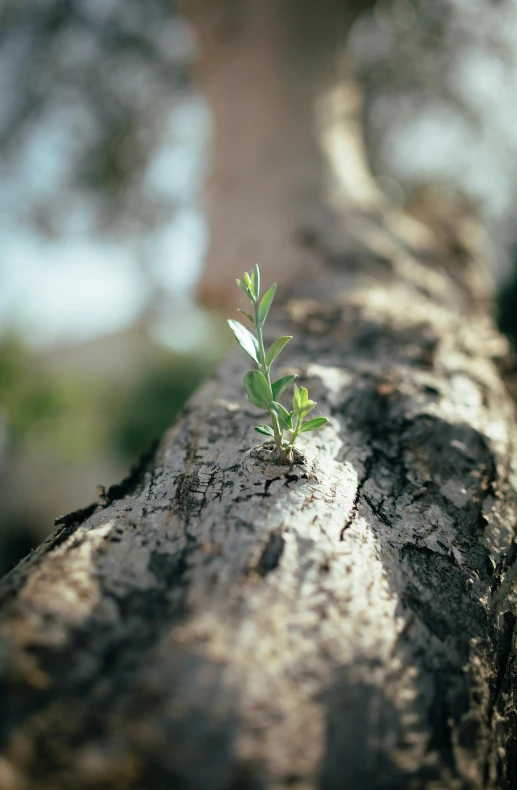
left=255, top=534, right=286, bottom=577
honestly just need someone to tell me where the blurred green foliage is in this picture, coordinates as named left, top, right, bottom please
left=0, top=336, right=211, bottom=463
left=0, top=338, right=62, bottom=445
left=0, top=338, right=112, bottom=462
left=109, top=360, right=208, bottom=461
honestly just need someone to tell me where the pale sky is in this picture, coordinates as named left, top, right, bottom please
left=0, top=93, right=210, bottom=349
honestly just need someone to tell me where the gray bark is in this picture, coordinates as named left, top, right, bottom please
left=1, top=221, right=517, bottom=790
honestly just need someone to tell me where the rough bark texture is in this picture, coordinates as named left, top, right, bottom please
left=1, top=218, right=517, bottom=790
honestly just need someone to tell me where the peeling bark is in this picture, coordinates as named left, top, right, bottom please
left=1, top=224, right=517, bottom=789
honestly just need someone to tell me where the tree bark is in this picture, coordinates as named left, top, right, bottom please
left=1, top=3, right=517, bottom=790
left=1, top=218, right=517, bottom=789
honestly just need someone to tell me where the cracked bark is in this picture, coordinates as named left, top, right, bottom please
left=2, top=2, right=517, bottom=788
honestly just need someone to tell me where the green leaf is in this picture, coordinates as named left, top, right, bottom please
left=228, top=320, right=259, bottom=363
left=255, top=424, right=274, bottom=437
left=300, top=400, right=316, bottom=417
left=237, top=309, right=254, bottom=325
left=265, top=336, right=292, bottom=368
left=253, top=264, right=260, bottom=299
left=236, top=278, right=253, bottom=299
left=272, top=374, right=296, bottom=401
left=270, top=401, right=293, bottom=430
left=258, top=284, right=276, bottom=326
left=243, top=271, right=255, bottom=299
left=293, top=383, right=302, bottom=411
left=293, top=384, right=311, bottom=414
left=300, top=417, right=328, bottom=433
left=244, top=370, right=272, bottom=409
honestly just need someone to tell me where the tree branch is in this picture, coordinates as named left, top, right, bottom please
left=1, top=228, right=516, bottom=789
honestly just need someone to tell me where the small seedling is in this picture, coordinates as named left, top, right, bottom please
left=228, top=264, right=328, bottom=460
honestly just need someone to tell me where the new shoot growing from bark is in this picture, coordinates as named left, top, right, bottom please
left=228, top=265, right=328, bottom=460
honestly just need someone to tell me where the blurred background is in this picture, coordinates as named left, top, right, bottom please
left=1, top=0, right=517, bottom=574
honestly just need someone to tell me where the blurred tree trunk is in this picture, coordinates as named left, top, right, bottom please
left=1, top=2, right=517, bottom=789
left=190, top=0, right=379, bottom=306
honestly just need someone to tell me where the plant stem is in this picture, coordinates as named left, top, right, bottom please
left=288, top=412, right=302, bottom=449
left=254, top=298, right=283, bottom=447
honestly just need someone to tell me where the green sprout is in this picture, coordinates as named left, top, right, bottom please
left=228, top=264, right=328, bottom=457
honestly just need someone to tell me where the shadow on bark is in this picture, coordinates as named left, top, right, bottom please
left=315, top=377, right=515, bottom=789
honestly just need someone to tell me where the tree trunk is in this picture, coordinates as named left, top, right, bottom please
left=1, top=3, right=517, bottom=790
left=189, top=0, right=378, bottom=307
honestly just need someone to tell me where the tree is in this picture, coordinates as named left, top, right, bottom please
left=1, top=2, right=516, bottom=788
